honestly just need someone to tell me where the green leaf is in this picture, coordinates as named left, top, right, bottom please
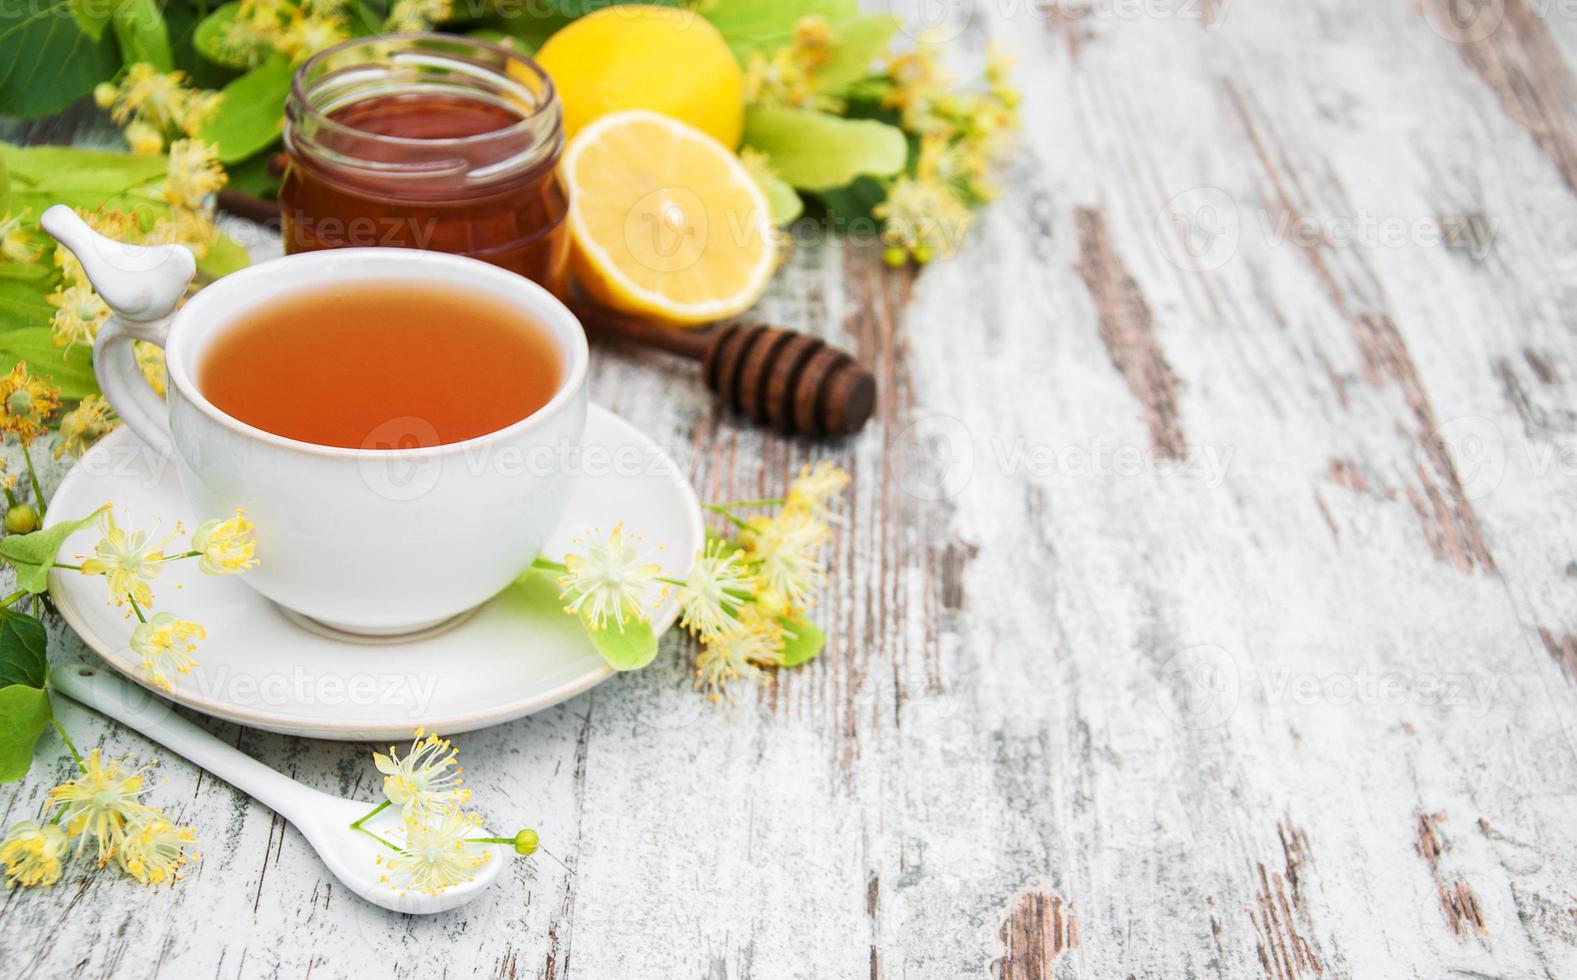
left=165, top=0, right=240, bottom=89
left=806, top=174, right=888, bottom=226
left=348, top=0, right=390, bottom=36
left=0, top=142, right=167, bottom=195
left=68, top=0, right=113, bottom=40
left=587, top=619, right=658, bottom=671
left=0, top=261, right=57, bottom=285
left=192, top=2, right=257, bottom=69
left=753, top=166, right=803, bottom=226
left=0, top=506, right=107, bottom=594
left=742, top=107, right=906, bottom=191
left=223, top=147, right=280, bottom=199
left=0, top=0, right=121, bottom=118
left=198, top=54, right=293, bottom=164
left=0, top=610, right=47, bottom=689
left=0, top=684, right=51, bottom=782
left=0, top=327, right=102, bottom=399
left=702, top=0, right=858, bottom=64
left=0, top=280, right=53, bottom=327
left=111, top=0, right=173, bottom=71
left=777, top=614, right=824, bottom=667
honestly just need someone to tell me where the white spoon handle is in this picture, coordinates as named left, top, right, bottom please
left=51, top=665, right=332, bottom=826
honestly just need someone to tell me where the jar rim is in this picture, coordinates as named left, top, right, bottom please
left=289, top=32, right=560, bottom=152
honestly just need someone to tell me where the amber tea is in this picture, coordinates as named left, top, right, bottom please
left=199, top=281, right=562, bottom=449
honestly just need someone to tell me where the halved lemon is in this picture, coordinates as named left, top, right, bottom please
left=563, top=110, right=776, bottom=327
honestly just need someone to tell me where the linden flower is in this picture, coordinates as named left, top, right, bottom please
left=47, top=749, right=156, bottom=862
left=875, top=173, right=974, bottom=264
left=378, top=810, right=491, bottom=896
left=883, top=33, right=953, bottom=134
left=145, top=204, right=220, bottom=260
left=694, top=608, right=784, bottom=702
left=786, top=461, right=850, bottom=515
left=104, top=64, right=217, bottom=142
left=191, top=509, right=258, bottom=575
left=116, top=816, right=199, bottom=884
left=55, top=395, right=118, bottom=459
left=130, top=612, right=206, bottom=691
left=677, top=538, right=754, bottom=641
left=278, top=13, right=350, bottom=62
left=1, top=821, right=69, bottom=889
left=134, top=341, right=168, bottom=398
left=0, top=362, right=63, bottom=445
left=163, top=139, right=227, bottom=212
left=743, top=15, right=841, bottom=111
left=105, top=64, right=190, bottom=128
left=124, top=119, right=165, bottom=156
left=740, top=508, right=830, bottom=612
left=0, top=210, right=40, bottom=265
left=557, top=524, right=666, bottom=631
left=384, top=0, right=452, bottom=32
left=79, top=509, right=177, bottom=609
left=240, top=0, right=292, bottom=25
left=374, top=729, right=472, bottom=820
left=48, top=279, right=112, bottom=349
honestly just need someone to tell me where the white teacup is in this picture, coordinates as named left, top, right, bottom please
left=42, top=206, right=589, bottom=636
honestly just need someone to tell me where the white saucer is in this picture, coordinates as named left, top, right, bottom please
left=45, top=405, right=702, bottom=740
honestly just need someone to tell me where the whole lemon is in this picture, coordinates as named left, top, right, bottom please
left=535, top=5, right=744, bottom=148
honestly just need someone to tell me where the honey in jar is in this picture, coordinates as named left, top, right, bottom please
left=280, top=35, right=570, bottom=297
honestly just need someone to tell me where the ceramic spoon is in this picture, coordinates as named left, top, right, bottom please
left=51, top=664, right=504, bottom=914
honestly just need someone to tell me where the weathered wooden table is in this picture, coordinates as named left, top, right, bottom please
left=6, top=0, right=1577, bottom=976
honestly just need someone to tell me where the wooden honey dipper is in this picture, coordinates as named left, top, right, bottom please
left=571, top=302, right=877, bottom=438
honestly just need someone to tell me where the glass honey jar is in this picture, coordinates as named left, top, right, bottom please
left=280, top=34, right=570, bottom=298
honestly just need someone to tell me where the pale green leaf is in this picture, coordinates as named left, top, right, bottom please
left=199, top=54, right=292, bottom=163
left=817, top=14, right=898, bottom=94
left=587, top=619, right=659, bottom=671
left=0, top=281, right=52, bottom=328
left=777, top=614, right=824, bottom=667
left=742, top=107, right=906, bottom=190
left=0, top=142, right=168, bottom=195
left=0, top=506, right=107, bottom=594
left=0, top=684, right=51, bottom=782
left=0, top=262, right=56, bottom=285
left=0, top=327, right=102, bottom=399
left=197, top=231, right=251, bottom=281
left=753, top=167, right=803, bottom=226
left=0, top=610, right=46, bottom=689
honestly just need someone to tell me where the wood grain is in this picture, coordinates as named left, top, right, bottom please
left=4, top=0, right=1577, bottom=977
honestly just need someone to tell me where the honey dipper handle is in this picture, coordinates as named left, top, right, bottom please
left=572, top=303, right=713, bottom=360
left=574, top=306, right=877, bottom=438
